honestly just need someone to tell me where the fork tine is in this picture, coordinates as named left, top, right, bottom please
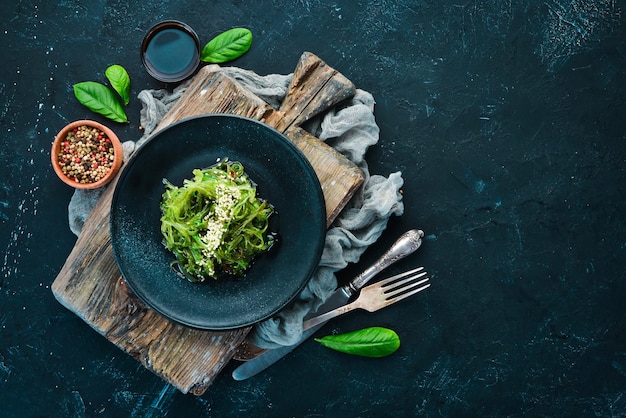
left=377, top=267, right=425, bottom=284
left=385, top=281, right=431, bottom=304
left=383, top=276, right=430, bottom=299
left=378, top=269, right=427, bottom=288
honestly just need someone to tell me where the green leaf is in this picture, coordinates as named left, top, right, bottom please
left=105, top=64, right=131, bottom=105
left=314, top=327, right=401, bottom=358
left=201, top=28, right=253, bottom=63
left=73, top=81, right=129, bottom=123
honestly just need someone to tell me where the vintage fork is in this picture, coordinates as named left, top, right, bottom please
left=302, top=269, right=430, bottom=330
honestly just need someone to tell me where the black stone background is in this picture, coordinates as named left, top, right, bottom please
left=1, top=0, right=625, bottom=416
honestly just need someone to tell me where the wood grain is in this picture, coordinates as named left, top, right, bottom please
left=52, top=52, right=364, bottom=395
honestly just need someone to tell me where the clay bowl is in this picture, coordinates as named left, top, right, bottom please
left=51, top=120, right=124, bottom=189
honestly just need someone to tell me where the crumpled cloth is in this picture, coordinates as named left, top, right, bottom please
left=67, top=65, right=404, bottom=349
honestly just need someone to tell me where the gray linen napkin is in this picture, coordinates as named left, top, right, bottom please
left=67, top=66, right=404, bottom=348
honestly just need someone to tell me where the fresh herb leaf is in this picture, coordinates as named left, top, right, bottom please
left=201, top=28, right=253, bottom=63
left=105, top=64, right=131, bottom=105
left=73, top=81, right=129, bottom=123
left=315, top=327, right=401, bottom=358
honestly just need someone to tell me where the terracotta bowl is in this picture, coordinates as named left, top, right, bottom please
left=51, top=120, right=124, bottom=189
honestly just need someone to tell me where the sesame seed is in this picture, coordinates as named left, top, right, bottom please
left=198, top=184, right=241, bottom=276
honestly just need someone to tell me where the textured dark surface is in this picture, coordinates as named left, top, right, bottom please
left=1, top=0, right=625, bottom=416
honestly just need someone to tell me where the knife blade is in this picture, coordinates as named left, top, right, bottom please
left=231, top=229, right=424, bottom=381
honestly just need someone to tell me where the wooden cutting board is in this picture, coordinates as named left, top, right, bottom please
left=51, top=52, right=364, bottom=395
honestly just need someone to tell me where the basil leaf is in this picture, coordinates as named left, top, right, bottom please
left=201, top=28, right=253, bottom=63
left=314, top=327, right=401, bottom=358
left=73, top=81, right=129, bottom=123
left=105, top=64, right=131, bottom=105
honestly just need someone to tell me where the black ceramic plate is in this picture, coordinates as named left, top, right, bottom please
left=110, top=114, right=326, bottom=330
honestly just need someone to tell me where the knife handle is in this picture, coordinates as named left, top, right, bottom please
left=345, top=229, right=424, bottom=294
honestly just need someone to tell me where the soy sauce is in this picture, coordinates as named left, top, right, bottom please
left=141, top=21, right=200, bottom=83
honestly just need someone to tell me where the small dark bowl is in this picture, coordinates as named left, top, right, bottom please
left=141, top=20, right=201, bottom=83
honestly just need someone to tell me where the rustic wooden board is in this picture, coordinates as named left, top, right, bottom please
left=52, top=52, right=365, bottom=395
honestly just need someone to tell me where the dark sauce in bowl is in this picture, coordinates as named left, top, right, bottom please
left=141, top=21, right=200, bottom=83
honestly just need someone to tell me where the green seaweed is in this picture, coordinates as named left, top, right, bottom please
left=160, top=161, right=274, bottom=281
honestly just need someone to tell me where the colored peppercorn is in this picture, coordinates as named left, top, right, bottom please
left=57, top=125, right=115, bottom=184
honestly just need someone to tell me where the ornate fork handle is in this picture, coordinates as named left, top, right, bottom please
left=345, top=229, right=423, bottom=295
